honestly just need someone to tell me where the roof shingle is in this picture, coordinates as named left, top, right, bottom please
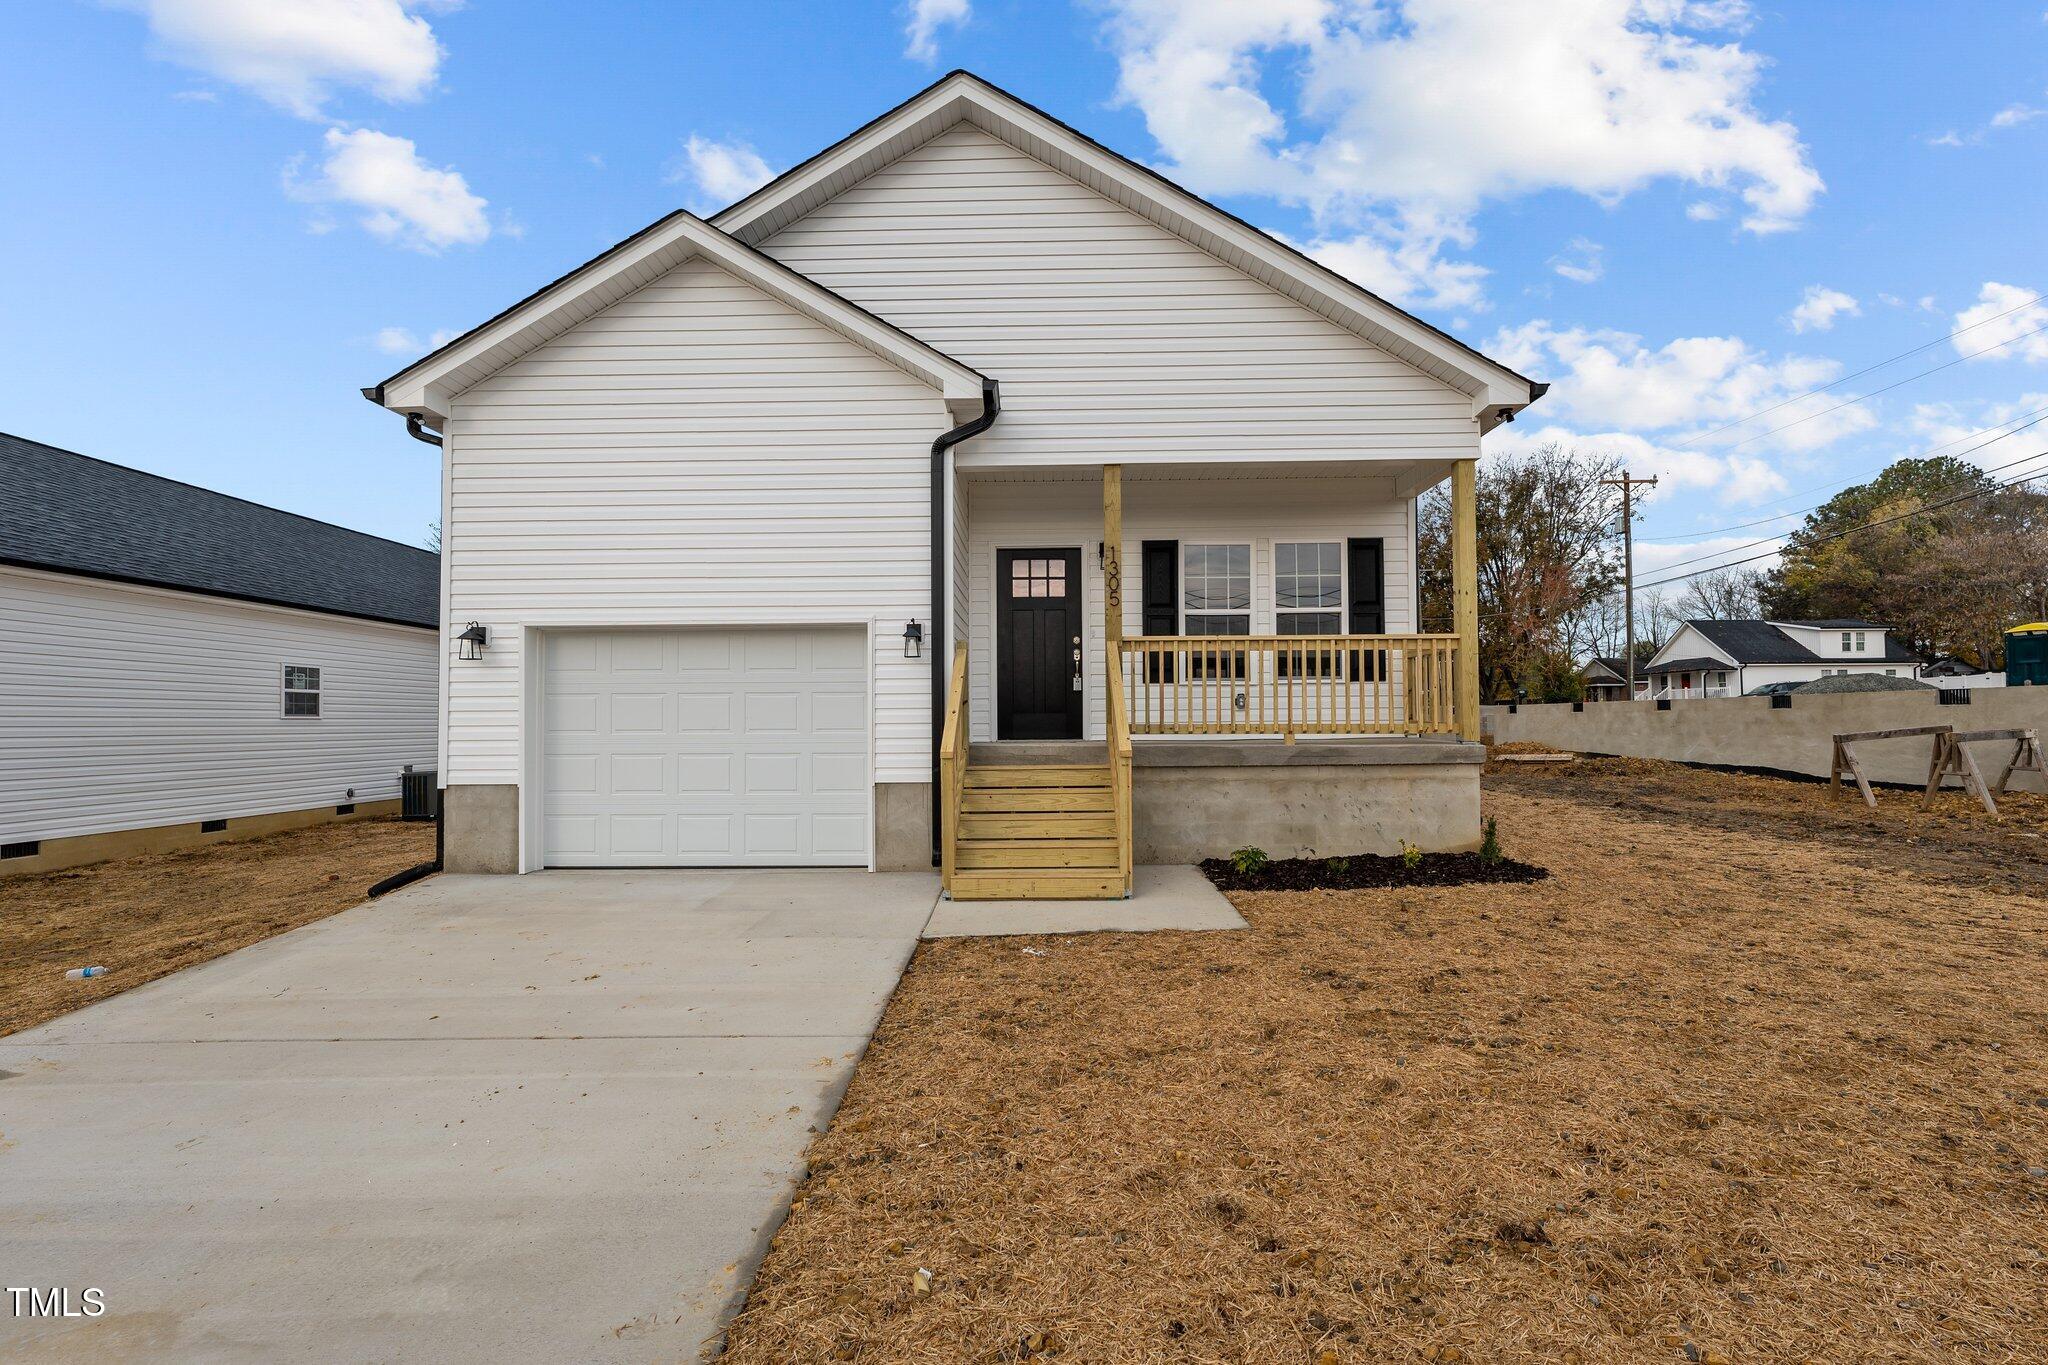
left=1, top=431, right=439, bottom=630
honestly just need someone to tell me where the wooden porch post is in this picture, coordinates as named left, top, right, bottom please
left=1451, top=458, right=1481, bottom=741
left=1103, top=464, right=1124, bottom=648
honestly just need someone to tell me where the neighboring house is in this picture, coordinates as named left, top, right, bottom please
left=1581, top=656, right=1642, bottom=702
left=365, top=71, right=1543, bottom=896
left=0, top=432, right=439, bottom=875
left=1643, top=619, right=1922, bottom=699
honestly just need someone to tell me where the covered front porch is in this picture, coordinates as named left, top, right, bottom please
left=938, top=459, right=1483, bottom=900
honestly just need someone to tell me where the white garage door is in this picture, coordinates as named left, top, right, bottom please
left=542, top=628, right=869, bottom=867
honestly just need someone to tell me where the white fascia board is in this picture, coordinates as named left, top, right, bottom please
left=1646, top=624, right=1737, bottom=669
left=712, top=73, right=1541, bottom=412
left=376, top=213, right=983, bottom=423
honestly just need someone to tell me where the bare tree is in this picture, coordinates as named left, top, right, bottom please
left=1419, top=443, right=1626, bottom=699
left=1678, top=566, right=1765, bottom=620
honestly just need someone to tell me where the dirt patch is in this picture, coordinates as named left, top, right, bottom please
left=1489, top=752, right=2048, bottom=895
left=0, top=819, right=434, bottom=1037
left=720, top=784, right=2048, bottom=1364
left=1201, top=850, right=1548, bottom=892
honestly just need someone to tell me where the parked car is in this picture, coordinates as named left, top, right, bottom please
left=1746, top=681, right=1803, bottom=697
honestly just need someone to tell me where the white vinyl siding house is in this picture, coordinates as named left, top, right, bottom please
left=1, top=566, right=436, bottom=846
left=440, top=256, right=954, bottom=796
left=1644, top=619, right=1923, bottom=697
left=758, top=126, right=1481, bottom=471
left=1, top=431, right=440, bottom=874
left=371, top=72, right=1541, bottom=878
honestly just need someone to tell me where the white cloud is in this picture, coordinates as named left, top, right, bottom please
left=116, top=0, right=446, bottom=119
left=1991, top=102, right=2045, bottom=128
left=1549, top=237, right=1604, bottom=284
left=1953, top=282, right=2048, bottom=363
left=1485, top=422, right=1789, bottom=506
left=1097, top=0, right=1823, bottom=309
left=1300, top=227, right=1489, bottom=310
left=288, top=126, right=488, bottom=250
left=1685, top=200, right=1723, bottom=221
left=670, top=135, right=774, bottom=213
left=904, top=0, right=970, bottom=62
left=1786, top=285, right=1859, bottom=333
left=1489, top=319, right=1879, bottom=453
left=1631, top=533, right=1784, bottom=580
left=373, top=324, right=457, bottom=353
left=1906, top=392, right=2048, bottom=470
left=171, top=87, right=219, bottom=102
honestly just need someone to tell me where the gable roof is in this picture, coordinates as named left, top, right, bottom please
left=1582, top=656, right=1631, bottom=683
left=712, top=71, right=1543, bottom=428
left=371, top=211, right=989, bottom=424
left=1680, top=618, right=1920, bottom=666
left=1, top=431, right=439, bottom=630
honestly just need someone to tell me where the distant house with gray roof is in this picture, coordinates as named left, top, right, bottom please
left=1, top=431, right=439, bottom=874
left=1641, top=618, right=1922, bottom=699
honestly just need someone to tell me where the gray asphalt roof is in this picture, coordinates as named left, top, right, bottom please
left=2, top=431, right=439, bottom=629
left=1685, top=618, right=1920, bottom=665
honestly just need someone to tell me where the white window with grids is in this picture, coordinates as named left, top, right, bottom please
left=1276, top=541, right=1342, bottom=677
left=1182, top=543, right=1249, bottom=678
left=282, top=664, right=321, bottom=718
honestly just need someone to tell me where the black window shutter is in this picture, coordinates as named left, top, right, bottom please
left=1141, top=540, right=1177, bottom=682
left=1347, top=537, right=1385, bottom=680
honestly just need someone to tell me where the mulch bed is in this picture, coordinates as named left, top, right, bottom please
left=1200, top=850, right=1548, bottom=892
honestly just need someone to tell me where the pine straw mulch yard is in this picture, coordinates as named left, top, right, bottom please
left=722, top=782, right=2048, bottom=1364
left=0, top=818, right=434, bottom=1037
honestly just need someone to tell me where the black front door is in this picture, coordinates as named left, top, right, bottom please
left=996, top=548, right=1084, bottom=740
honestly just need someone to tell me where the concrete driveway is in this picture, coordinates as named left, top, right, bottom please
left=0, top=869, right=938, bottom=1363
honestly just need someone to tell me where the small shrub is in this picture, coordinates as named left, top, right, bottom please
left=1478, top=817, right=1502, bottom=865
left=1325, top=856, right=1350, bottom=876
left=1229, top=845, right=1270, bottom=876
left=1399, top=840, right=1423, bottom=871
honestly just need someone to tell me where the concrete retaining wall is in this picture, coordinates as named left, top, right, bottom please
left=1483, top=689, right=2048, bottom=794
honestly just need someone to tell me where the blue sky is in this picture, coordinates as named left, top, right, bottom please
left=5, top=1, right=2047, bottom=587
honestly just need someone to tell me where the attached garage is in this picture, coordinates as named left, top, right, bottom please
left=541, top=627, right=870, bottom=867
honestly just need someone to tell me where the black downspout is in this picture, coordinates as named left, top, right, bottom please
left=929, top=380, right=1001, bottom=865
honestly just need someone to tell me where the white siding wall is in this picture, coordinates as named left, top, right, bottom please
left=441, top=257, right=953, bottom=788
left=0, top=566, right=436, bottom=843
left=964, top=476, right=1414, bottom=742
left=763, top=126, right=1480, bottom=470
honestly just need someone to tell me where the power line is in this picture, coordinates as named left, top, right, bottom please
left=1666, top=290, right=2045, bottom=451
left=1629, top=452, right=2048, bottom=595
left=1714, top=320, right=2048, bottom=453
left=1638, top=394, right=2048, bottom=540
left=1634, top=417, right=2048, bottom=579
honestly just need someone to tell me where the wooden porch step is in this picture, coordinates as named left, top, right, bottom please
left=964, top=764, right=1110, bottom=788
left=946, top=871, right=1125, bottom=901
left=961, top=787, right=1112, bottom=813
left=958, top=811, right=1116, bottom=840
left=955, top=838, right=1119, bottom=869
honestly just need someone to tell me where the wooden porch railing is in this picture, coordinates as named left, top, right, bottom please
left=938, top=641, right=968, bottom=891
left=1105, top=646, right=1134, bottom=895
left=1115, top=634, right=1461, bottom=737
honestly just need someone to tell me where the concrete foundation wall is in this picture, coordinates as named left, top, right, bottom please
left=442, top=781, right=935, bottom=873
left=1483, top=689, right=2048, bottom=793
left=1132, top=741, right=1483, bottom=861
left=0, top=800, right=403, bottom=878
left=443, top=784, right=520, bottom=874
left=874, top=782, right=933, bottom=872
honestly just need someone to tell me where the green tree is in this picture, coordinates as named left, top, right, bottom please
left=1760, top=456, right=2048, bottom=667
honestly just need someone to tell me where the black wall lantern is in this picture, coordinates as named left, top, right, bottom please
left=903, top=620, right=924, bottom=659
left=457, top=621, right=488, bottom=661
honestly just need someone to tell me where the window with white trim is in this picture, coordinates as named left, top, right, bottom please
left=1854, top=631, right=1867, bottom=652
left=1182, top=543, right=1249, bottom=678
left=1841, top=630, right=1852, bottom=652
left=283, top=665, right=321, bottom=718
left=1276, top=541, right=1342, bottom=677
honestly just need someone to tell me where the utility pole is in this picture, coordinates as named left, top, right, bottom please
left=1601, top=473, right=1657, bottom=699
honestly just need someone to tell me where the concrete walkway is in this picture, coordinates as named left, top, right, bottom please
left=0, top=869, right=938, bottom=1363
left=922, top=864, right=1248, bottom=938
